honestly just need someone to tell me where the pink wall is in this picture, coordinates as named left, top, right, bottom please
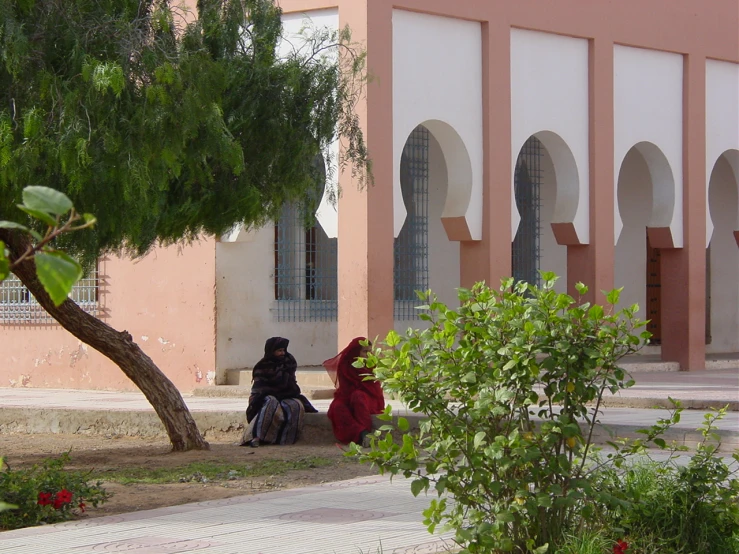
left=0, top=240, right=217, bottom=392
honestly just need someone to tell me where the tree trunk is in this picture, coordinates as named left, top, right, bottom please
left=1, top=230, right=210, bottom=452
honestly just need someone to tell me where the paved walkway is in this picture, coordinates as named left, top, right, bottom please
left=0, top=368, right=736, bottom=552
left=0, top=475, right=457, bottom=553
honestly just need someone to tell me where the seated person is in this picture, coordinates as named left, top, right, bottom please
left=241, top=337, right=317, bottom=447
left=324, top=337, right=385, bottom=446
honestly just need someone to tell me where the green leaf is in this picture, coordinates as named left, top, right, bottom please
left=82, top=213, right=97, bottom=225
left=397, top=417, right=409, bottom=432
left=461, top=372, right=477, bottom=384
left=0, top=501, right=17, bottom=513
left=385, top=330, right=401, bottom=347
left=34, top=251, right=83, bottom=306
left=410, top=478, right=426, bottom=497
left=21, top=186, right=73, bottom=216
left=533, top=543, right=549, bottom=554
left=17, top=205, right=58, bottom=227
left=0, top=220, right=30, bottom=232
left=606, top=287, right=623, bottom=305
left=473, top=431, right=486, bottom=449
left=0, top=244, right=9, bottom=282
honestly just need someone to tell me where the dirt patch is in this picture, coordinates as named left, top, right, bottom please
left=0, top=433, right=377, bottom=519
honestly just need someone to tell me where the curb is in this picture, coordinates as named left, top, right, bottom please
left=598, top=397, right=739, bottom=412
left=0, top=408, right=736, bottom=452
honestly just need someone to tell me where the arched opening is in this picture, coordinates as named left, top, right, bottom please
left=274, top=156, right=337, bottom=321
left=615, top=143, right=675, bottom=346
left=511, top=134, right=571, bottom=291
left=707, top=150, right=739, bottom=353
left=394, top=124, right=460, bottom=323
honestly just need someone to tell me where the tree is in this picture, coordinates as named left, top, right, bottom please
left=0, top=0, right=369, bottom=451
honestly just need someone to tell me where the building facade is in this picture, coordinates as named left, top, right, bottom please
left=1, top=0, right=738, bottom=392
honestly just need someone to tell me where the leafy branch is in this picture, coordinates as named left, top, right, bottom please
left=0, top=186, right=95, bottom=305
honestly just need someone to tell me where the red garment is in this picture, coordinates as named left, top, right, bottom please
left=324, top=337, right=385, bottom=444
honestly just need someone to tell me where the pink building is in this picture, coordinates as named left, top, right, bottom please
left=1, top=0, right=738, bottom=392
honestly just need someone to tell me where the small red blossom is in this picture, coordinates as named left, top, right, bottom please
left=37, top=492, right=53, bottom=506
left=613, top=539, right=629, bottom=554
left=52, top=489, right=73, bottom=509
left=78, top=502, right=86, bottom=513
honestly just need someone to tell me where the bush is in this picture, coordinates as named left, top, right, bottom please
left=352, top=275, right=649, bottom=553
left=604, top=408, right=739, bottom=554
left=0, top=452, right=109, bottom=530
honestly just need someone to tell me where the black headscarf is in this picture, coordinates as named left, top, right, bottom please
left=246, top=337, right=317, bottom=422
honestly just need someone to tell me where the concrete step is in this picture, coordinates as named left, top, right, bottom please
left=193, top=384, right=335, bottom=401
left=225, top=366, right=334, bottom=389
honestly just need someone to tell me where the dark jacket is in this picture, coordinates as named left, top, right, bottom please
left=246, top=337, right=317, bottom=422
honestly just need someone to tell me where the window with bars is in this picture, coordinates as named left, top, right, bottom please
left=512, top=136, right=542, bottom=287
left=273, top=203, right=338, bottom=322
left=0, top=266, right=100, bottom=324
left=394, top=125, right=430, bottom=319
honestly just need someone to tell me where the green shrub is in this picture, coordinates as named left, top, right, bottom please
left=0, top=453, right=110, bottom=530
left=352, top=275, right=649, bottom=553
left=605, top=408, right=739, bottom=554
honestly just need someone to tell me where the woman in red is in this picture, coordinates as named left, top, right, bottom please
left=324, top=337, right=385, bottom=445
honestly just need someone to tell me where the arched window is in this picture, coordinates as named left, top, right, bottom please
left=512, top=136, right=542, bottom=286
left=394, top=125, right=430, bottom=319
left=273, top=160, right=338, bottom=322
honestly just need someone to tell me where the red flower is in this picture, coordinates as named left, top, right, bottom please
left=37, top=492, right=53, bottom=506
left=78, top=502, right=86, bottom=513
left=613, top=539, right=629, bottom=554
left=52, top=489, right=73, bottom=509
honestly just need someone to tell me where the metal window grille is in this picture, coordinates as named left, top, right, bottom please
left=274, top=203, right=338, bottom=322
left=394, top=125, right=430, bottom=319
left=1, top=266, right=100, bottom=324
left=512, top=136, right=542, bottom=287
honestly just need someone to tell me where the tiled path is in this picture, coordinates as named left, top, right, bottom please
left=0, top=476, right=457, bottom=554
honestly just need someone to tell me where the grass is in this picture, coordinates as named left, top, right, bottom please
left=555, top=530, right=613, bottom=554
left=93, top=456, right=334, bottom=485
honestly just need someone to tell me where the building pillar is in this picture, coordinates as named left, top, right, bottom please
left=566, top=38, right=615, bottom=303
left=660, top=54, right=707, bottom=370
left=336, top=0, right=395, bottom=349
left=459, top=20, right=512, bottom=289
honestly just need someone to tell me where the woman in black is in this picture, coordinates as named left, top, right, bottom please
left=241, top=337, right=317, bottom=447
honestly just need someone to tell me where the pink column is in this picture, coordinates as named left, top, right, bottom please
left=660, top=54, right=707, bottom=370
left=566, top=37, right=615, bottom=303
left=336, top=0, right=395, bottom=349
left=459, top=20, right=513, bottom=289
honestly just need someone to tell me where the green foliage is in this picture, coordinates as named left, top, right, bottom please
left=554, top=530, right=612, bottom=554
left=0, top=0, right=369, bottom=267
left=0, top=453, right=109, bottom=530
left=604, top=407, right=739, bottom=554
left=0, top=186, right=94, bottom=302
left=351, top=274, right=650, bottom=553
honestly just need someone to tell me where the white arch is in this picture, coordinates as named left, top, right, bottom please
left=395, top=120, right=476, bottom=241
left=706, top=149, right=739, bottom=247
left=512, top=131, right=581, bottom=244
left=615, top=142, right=677, bottom=246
